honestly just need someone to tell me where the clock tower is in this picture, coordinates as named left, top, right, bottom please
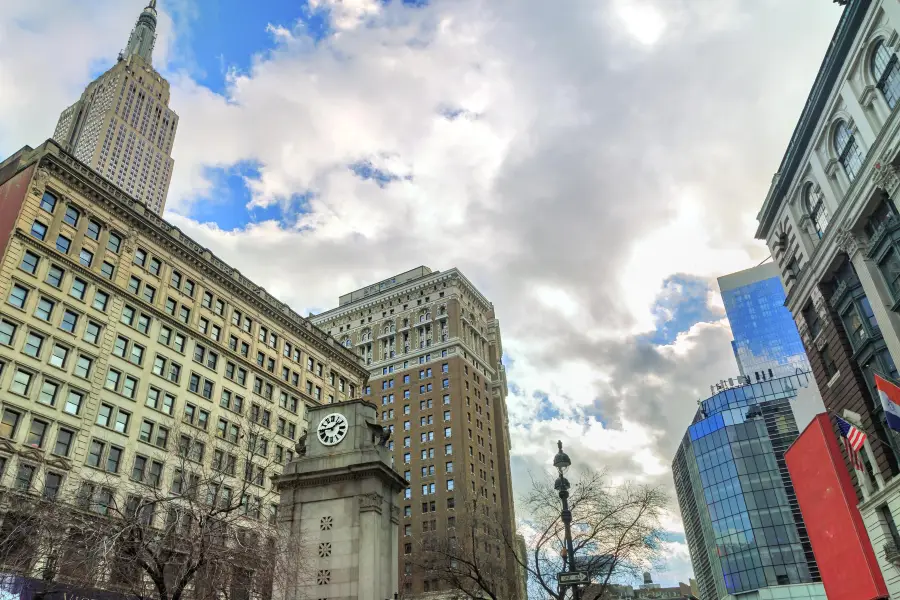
left=274, top=399, right=407, bottom=600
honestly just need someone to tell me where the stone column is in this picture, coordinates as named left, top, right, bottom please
left=840, top=228, right=900, bottom=364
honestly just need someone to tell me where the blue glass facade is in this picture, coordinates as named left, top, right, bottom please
left=673, top=373, right=821, bottom=600
left=719, top=265, right=810, bottom=381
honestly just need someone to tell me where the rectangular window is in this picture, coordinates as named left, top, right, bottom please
left=45, top=265, right=63, bottom=288
left=101, top=261, right=115, bottom=279
left=54, top=429, right=74, bottom=456
left=25, top=419, right=48, bottom=448
left=148, top=257, right=161, bottom=276
left=34, top=297, right=55, bottom=321
left=0, top=320, right=17, bottom=346
left=30, top=221, right=47, bottom=240
left=86, top=220, right=101, bottom=240
left=63, top=205, right=79, bottom=227
left=64, top=390, right=84, bottom=415
left=133, top=248, right=147, bottom=267
left=23, top=331, right=44, bottom=358
left=79, top=248, right=93, bottom=267
left=92, top=290, right=109, bottom=312
left=38, top=380, right=59, bottom=406
left=74, top=355, right=93, bottom=379
left=106, top=231, right=122, bottom=254
left=19, top=251, right=40, bottom=274
left=55, top=235, right=71, bottom=254
left=0, top=409, right=20, bottom=439
left=8, top=284, right=29, bottom=309
left=60, top=309, right=79, bottom=333
left=10, top=369, right=33, bottom=396
left=69, top=277, right=87, bottom=300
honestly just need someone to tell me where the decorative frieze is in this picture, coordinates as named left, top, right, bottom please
left=359, top=492, right=384, bottom=514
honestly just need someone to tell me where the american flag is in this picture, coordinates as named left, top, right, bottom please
left=835, top=415, right=866, bottom=472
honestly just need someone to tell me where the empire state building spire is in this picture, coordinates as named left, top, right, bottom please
left=124, top=0, right=158, bottom=64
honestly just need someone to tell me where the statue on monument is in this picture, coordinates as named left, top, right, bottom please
left=295, top=429, right=308, bottom=456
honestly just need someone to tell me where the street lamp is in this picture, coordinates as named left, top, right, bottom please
left=554, top=441, right=581, bottom=600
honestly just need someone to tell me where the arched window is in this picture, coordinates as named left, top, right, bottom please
left=834, top=121, right=864, bottom=181
left=872, top=40, right=900, bottom=109
left=804, top=185, right=830, bottom=239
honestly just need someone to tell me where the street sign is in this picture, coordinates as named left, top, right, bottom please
left=557, top=571, right=589, bottom=586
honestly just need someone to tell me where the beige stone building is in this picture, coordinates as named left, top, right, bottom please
left=53, top=1, right=178, bottom=216
left=0, top=138, right=367, bottom=575
left=310, top=267, right=522, bottom=598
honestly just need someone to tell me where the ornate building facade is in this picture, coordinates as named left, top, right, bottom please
left=755, top=0, right=900, bottom=594
left=310, top=267, right=524, bottom=599
left=53, top=1, right=178, bottom=216
left=0, top=138, right=367, bottom=595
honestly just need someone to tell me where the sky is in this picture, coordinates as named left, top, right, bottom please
left=0, top=0, right=842, bottom=588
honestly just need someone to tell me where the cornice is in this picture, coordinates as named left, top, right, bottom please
left=311, top=268, right=493, bottom=323
left=35, top=144, right=366, bottom=379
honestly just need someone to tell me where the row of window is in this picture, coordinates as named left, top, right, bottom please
left=32, top=197, right=356, bottom=401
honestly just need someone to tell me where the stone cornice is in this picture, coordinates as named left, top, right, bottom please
left=311, top=268, right=493, bottom=323
left=33, top=142, right=366, bottom=379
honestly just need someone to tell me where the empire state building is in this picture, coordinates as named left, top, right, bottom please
left=52, top=1, right=179, bottom=216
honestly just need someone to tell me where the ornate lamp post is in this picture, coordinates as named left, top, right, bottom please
left=554, top=441, right=581, bottom=600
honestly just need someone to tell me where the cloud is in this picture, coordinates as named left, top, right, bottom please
left=0, top=0, right=843, bottom=586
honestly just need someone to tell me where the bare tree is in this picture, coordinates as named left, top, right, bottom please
left=407, top=496, right=510, bottom=600
left=0, top=413, right=313, bottom=600
left=518, top=469, right=668, bottom=600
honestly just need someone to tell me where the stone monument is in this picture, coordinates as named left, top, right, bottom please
left=274, top=399, right=407, bottom=600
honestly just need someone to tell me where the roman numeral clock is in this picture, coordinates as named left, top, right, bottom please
left=316, top=413, right=348, bottom=446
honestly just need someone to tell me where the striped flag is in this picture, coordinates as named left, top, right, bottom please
left=875, top=373, right=900, bottom=432
left=835, top=414, right=866, bottom=472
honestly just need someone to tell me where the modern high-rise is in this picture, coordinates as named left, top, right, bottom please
left=0, top=138, right=367, bottom=595
left=718, top=263, right=811, bottom=382
left=672, top=373, right=825, bottom=600
left=310, top=267, right=522, bottom=599
left=52, top=0, right=178, bottom=216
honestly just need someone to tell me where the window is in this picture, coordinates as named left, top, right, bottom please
left=23, top=331, right=43, bottom=358
left=873, top=40, right=900, bottom=109
left=0, top=409, right=20, bottom=439
left=101, top=261, right=115, bottom=279
left=10, top=369, right=33, bottom=395
left=15, top=464, right=35, bottom=491
left=133, top=248, right=147, bottom=268
left=148, top=257, right=161, bottom=276
left=63, top=205, right=80, bottom=227
left=49, top=343, right=68, bottom=368
left=128, top=276, right=141, bottom=295
left=108, top=232, right=122, bottom=254
left=184, top=279, right=195, bottom=297
left=19, top=251, right=40, bottom=275
left=142, top=284, right=156, bottom=304
left=444, top=427, right=452, bottom=437
left=55, top=235, right=71, bottom=254
left=30, top=221, right=47, bottom=240
left=64, top=389, right=84, bottom=415
left=38, top=380, right=59, bottom=405
left=86, top=220, right=101, bottom=240
left=70, top=277, right=87, bottom=300
left=60, top=309, right=79, bottom=333
left=0, top=320, right=15, bottom=346
left=835, top=120, right=864, bottom=181
left=40, top=192, right=57, bottom=213
left=445, top=444, right=452, bottom=455
left=804, top=184, right=830, bottom=239
left=34, top=297, right=54, bottom=321
left=8, top=284, right=28, bottom=309
left=93, top=289, right=109, bottom=312
left=79, top=248, right=93, bottom=267
left=83, top=320, right=101, bottom=344
left=179, top=306, right=190, bottom=324
left=74, top=355, right=93, bottom=379
left=44, top=472, right=63, bottom=499
left=25, top=419, right=47, bottom=448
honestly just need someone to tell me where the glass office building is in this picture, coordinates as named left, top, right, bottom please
left=718, top=263, right=810, bottom=381
left=672, top=373, right=824, bottom=600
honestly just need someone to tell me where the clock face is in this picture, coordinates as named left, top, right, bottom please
left=317, top=413, right=348, bottom=446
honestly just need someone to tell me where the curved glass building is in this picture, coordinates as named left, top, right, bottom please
left=672, top=373, right=825, bottom=600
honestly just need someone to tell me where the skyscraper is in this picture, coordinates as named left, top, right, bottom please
left=672, top=373, right=824, bottom=600
left=310, top=267, right=523, bottom=598
left=52, top=0, right=178, bottom=216
left=718, top=263, right=810, bottom=382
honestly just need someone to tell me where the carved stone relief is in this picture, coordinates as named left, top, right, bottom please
left=359, top=492, right=384, bottom=513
